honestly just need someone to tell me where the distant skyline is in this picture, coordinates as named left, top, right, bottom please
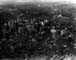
left=0, top=0, right=76, bottom=4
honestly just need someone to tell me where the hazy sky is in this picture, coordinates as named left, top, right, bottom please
left=0, top=0, right=76, bottom=4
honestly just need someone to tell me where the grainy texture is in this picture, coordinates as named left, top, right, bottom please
left=0, top=3, right=76, bottom=59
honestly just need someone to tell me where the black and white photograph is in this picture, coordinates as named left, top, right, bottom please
left=0, top=0, right=76, bottom=60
